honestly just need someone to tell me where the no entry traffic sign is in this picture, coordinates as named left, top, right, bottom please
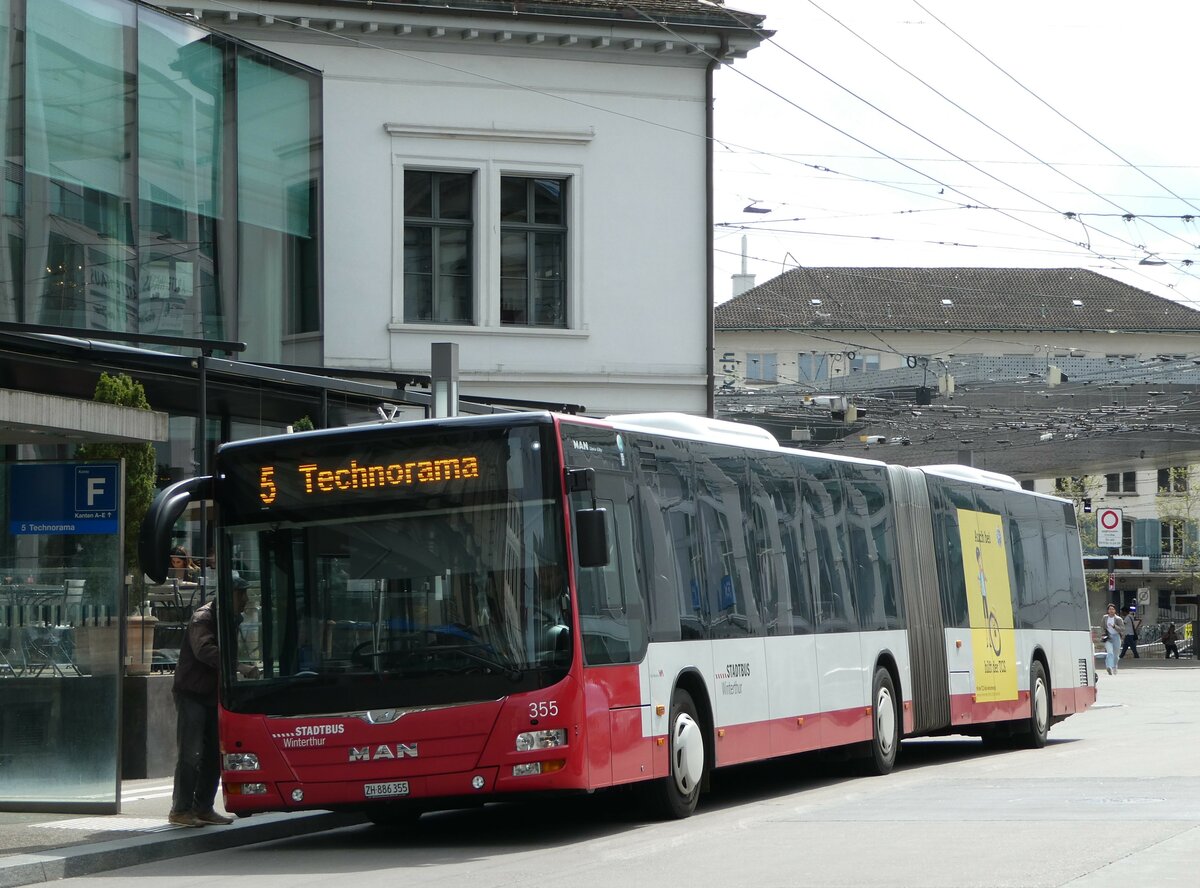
left=1096, top=507, right=1122, bottom=548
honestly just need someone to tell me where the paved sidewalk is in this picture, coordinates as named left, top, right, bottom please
left=1108, top=651, right=1200, bottom=669
left=0, top=779, right=362, bottom=888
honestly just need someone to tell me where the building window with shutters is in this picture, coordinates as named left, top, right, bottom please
left=745, top=352, right=777, bottom=382
left=798, top=352, right=828, bottom=383
left=849, top=352, right=880, bottom=373
left=1161, top=519, right=1186, bottom=556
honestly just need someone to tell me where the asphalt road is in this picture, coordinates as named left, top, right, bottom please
left=51, top=666, right=1200, bottom=888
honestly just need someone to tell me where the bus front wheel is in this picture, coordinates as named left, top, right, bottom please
left=866, top=666, right=900, bottom=775
left=644, top=688, right=705, bottom=819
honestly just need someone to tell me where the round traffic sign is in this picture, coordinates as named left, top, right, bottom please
left=1099, top=509, right=1120, bottom=530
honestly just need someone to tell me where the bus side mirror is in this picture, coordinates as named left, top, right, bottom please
left=575, top=508, right=609, bottom=568
left=139, top=475, right=213, bottom=583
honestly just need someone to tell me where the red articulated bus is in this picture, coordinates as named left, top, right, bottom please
left=140, top=410, right=1096, bottom=823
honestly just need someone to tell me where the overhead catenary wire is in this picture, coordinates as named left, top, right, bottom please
left=700, top=3, right=1200, bottom=312
left=802, top=0, right=1200, bottom=256
left=192, top=0, right=973, bottom=214
left=722, top=167, right=1200, bottom=205
left=716, top=148, right=1200, bottom=173
left=200, top=0, right=1200, bottom=308
left=911, top=0, right=1200, bottom=218
left=670, top=3, right=1200, bottom=300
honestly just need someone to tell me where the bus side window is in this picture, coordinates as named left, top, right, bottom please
left=798, top=459, right=856, bottom=633
left=926, top=477, right=972, bottom=629
left=1039, top=497, right=1078, bottom=630
left=576, top=494, right=647, bottom=665
left=843, top=482, right=883, bottom=631
left=636, top=483, right=682, bottom=643
left=749, top=497, right=793, bottom=636
left=842, top=465, right=902, bottom=630
left=1004, top=490, right=1047, bottom=630
left=695, top=447, right=760, bottom=639
left=750, top=455, right=810, bottom=635
left=1061, top=503, right=1090, bottom=630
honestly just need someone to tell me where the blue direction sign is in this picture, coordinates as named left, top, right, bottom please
left=9, top=462, right=120, bottom=535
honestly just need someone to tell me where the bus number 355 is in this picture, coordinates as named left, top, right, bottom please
left=529, top=700, right=558, bottom=719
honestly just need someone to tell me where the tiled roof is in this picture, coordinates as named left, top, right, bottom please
left=714, top=267, right=1200, bottom=333
left=277, top=1, right=764, bottom=28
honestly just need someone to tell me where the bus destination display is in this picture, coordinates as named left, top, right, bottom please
left=258, top=455, right=481, bottom=505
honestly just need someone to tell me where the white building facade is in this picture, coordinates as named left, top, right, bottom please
left=162, top=1, right=765, bottom=416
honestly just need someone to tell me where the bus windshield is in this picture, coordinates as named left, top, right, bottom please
left=215, top=419, right=571, bottom=716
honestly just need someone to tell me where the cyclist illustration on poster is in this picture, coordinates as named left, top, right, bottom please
left=957, top=509, right=1018, bottom=702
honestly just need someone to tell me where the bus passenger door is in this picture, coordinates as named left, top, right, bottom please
left=571, top=467, right=651, bottom=788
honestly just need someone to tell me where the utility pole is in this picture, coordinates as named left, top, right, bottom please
left=430, top=342, right=459, bottom=418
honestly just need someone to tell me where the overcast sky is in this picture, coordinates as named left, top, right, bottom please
left=711, top=0, right=1200, bottom=308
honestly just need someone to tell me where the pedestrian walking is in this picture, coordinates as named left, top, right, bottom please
left=1162, top=622, right=1181, bottom=659
left=168, top=577, right=256, bottom=828
left=1100, top=604, right=1124, bottom=675
left=1119, top=605, right=1141, bottom=659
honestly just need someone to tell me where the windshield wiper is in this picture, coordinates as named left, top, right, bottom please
left=417, top=642, right=523, bottom=681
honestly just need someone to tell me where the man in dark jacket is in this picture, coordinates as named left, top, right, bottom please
left=1119, top=605, right=1141, bottom=659
left=168, top=577, right=254, bottom=827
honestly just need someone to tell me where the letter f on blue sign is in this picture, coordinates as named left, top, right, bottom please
left=75, top=465, right=118, bottom=511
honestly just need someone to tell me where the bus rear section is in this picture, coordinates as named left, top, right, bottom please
left=921, top=468, right=1097, bottom=742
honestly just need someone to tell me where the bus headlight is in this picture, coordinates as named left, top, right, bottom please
left=223, top=752, right=261, bottom=771
left=515, top=728, right=567, bottom=752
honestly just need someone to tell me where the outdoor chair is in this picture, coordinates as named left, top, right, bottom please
left=21, top=624, right=81, bottom=677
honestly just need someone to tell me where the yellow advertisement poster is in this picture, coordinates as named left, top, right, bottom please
left=957, top=509, right=1018, bottom=702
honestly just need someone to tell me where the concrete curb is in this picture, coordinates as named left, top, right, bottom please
left=0, top=811, right=364, bottom=888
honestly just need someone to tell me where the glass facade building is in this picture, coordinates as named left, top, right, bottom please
left=1, top=0, right=321, bottom=362
left=0, top=1, right=340, bottom=812
left=0, top=0, right=343, bottom=658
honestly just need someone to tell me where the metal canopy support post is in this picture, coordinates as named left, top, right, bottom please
left=197, top=351, right=208, bottom=604
left=431, top=342, right=459, bottom=418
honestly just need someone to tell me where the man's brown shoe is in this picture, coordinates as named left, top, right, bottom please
left=168, top=811, right=203, bottom=828
left=195, top=809, right=235, bottom=825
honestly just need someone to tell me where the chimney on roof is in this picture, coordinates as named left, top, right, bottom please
left=732, top=234, right=756, bottom=297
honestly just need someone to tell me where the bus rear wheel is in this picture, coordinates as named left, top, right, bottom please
left=643, top=688, right=705, bottom=819
left=1020, top=660, right=1050, bottom=749
left=866, top=666, right=900, bottom=775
